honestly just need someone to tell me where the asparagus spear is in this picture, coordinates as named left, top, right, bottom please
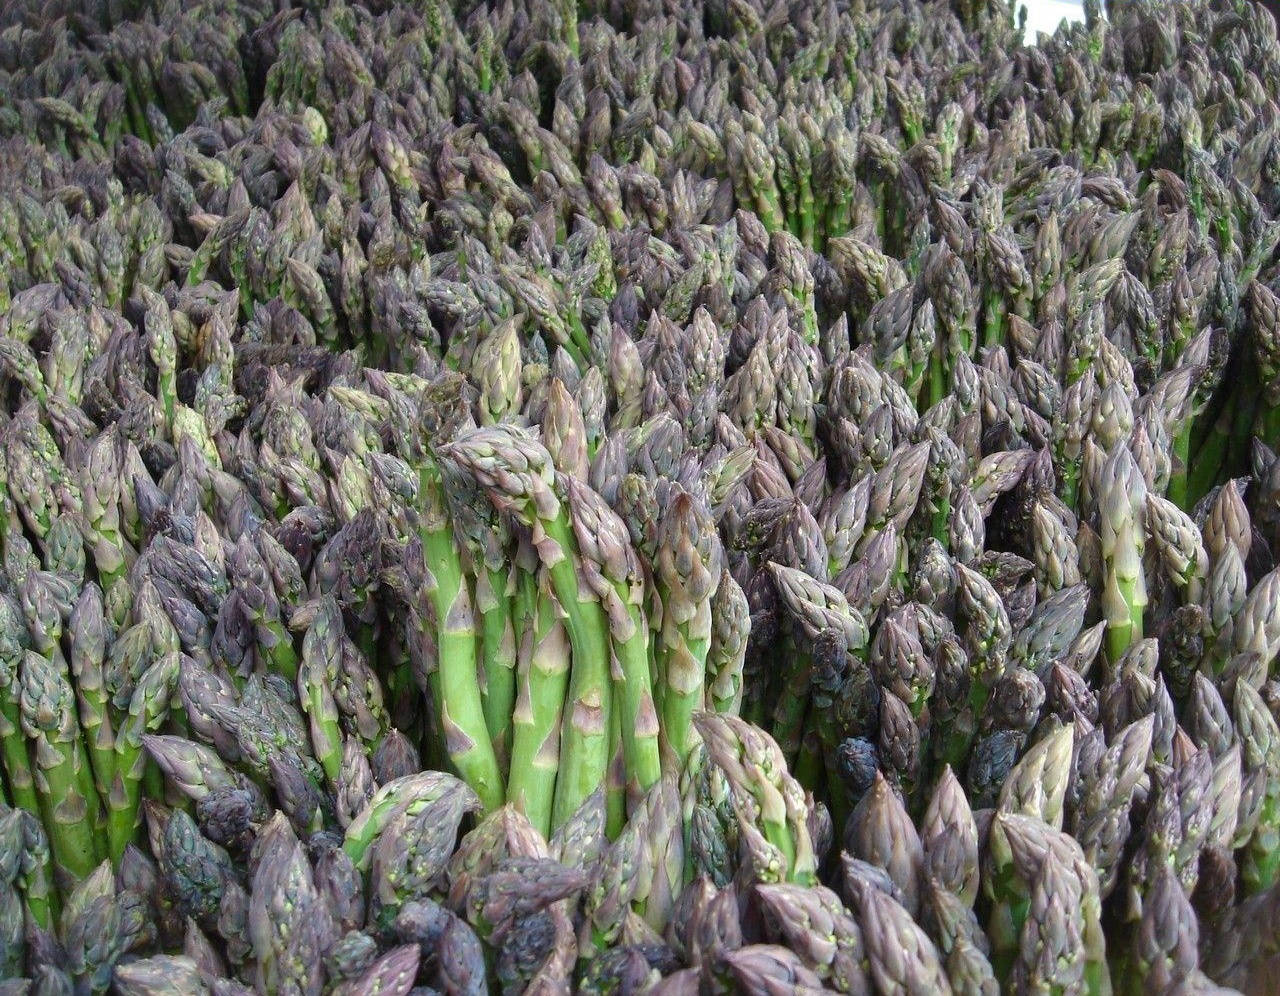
left=107, top=651, right=179, bottom=861
left=1098, top=444, right=1147, bottom=662
left=297, top=597, right=346, bottom=791
left=505, top=569, right=571, bottom=839
left=444, top=426, right=614, bottom=831
left=653, top=488, right=721, bottom=771
left=19, top=650, right=103, bottom=886
left=563, top=475, right=662, bottom=801
left=68, top=585, right=115, bottom=811
left=694, top=712, right=818, bottom=885
left=440, top=459, right=518, bottom=772
left=414, top=463, right=503, bottom=814
left=0, top=598, right=39, bottom=820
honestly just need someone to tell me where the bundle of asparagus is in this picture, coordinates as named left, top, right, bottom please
left=2, top=0, right=1280, bottom=990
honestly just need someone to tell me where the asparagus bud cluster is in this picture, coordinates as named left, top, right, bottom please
left=0, top=0, right=1279, bottom=991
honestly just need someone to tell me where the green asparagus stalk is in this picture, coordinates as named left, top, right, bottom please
left=68, top=585, right=115, bottom=811
left=343, top=771, right=481, bottom=870
left=653, top=490, right=721, bottom=772
left=298, top=597, right=346, bottom=791
left=444, top=426, right=614, bottom=832
left=417, top=462, right=504, bottom=814
left=107, top=651, right=178, bottom=861
left=440, top=461, right=518, bottom=772
left=1098, top=445, right=1147, bottom=662
left=563, top=475, right=662, bottom=804
left=0, top=599, right=39, bottom=819
left=15, top=806, right=53, bottom=929
left=505, top=569, right=571, bottom=839
left=19, top=651, right=103, bottom=886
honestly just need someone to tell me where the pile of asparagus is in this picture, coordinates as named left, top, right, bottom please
left=2, top=0, right=1280, bottom=990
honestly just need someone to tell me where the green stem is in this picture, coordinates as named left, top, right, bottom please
left=1227, top=387, right=1260, bottom=479
left=506, top=574, right=569, bottom=840
left=938, top=708, right=977, bottom=781
left=1105, top=574, right=1143, bottom=664
left=762, top=809, right=798, bottom=883
left=1244, top=795, right=1280, bottom=894
left=17, top=828, right=54, bottom=929
left=982, top=291, right=1004, bottom=351
left=1169, top=418, right=1191, bottom=510
left=1257, top=403, right=1280, bottom=453
left=614, top=594, right=663, bottom=799
left=0, top=706, right=39, bottom=818
left=479, top=567, right=517, bottom=773
left=262, top=619, right=298, bottom=683
left=869, top=177, right=885, bottom=244
left=107, top=766, right=140, bottom=862
left=1188, top=395, right=1235, bottom=506
left=657, top=614, right=706, bottom=780
left=754, top=182, right=785, bottom=234
left=541, top=516, right=613, bottom=831
left=606, top=703, right=625, bottom=839
left=564, top=314, right=592, bottom=371
left=420, top=515, right=504, bottom=814
left=927, top=341, right=947, bottom=410
left=142, top=762, right=163, bottom=807
left=888, top=193, right=908, bottom=259
left=82, top=709, right=115, bottom=809
left=797, top=171, right=815, bottom=250
left=1061, top=457, right=1080, bottom=513
left=793, top=714, right=823, bottom=790
left=777, top=179, right=798, bottom=238
left=357, top=623, right=378, bottom=677
left=41, top=743, right=101, bottom=882
left=932, top=494, right=951, bottom=548
left=770, top=645, right=810, bottom=769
